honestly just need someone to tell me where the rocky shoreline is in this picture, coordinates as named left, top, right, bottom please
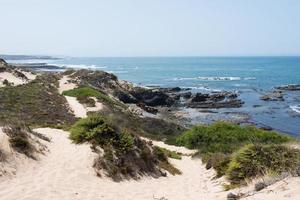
left=7, top=61, right=300, bottom=136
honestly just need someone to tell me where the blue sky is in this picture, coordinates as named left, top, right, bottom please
left=1, top=0, right=300, bottom=56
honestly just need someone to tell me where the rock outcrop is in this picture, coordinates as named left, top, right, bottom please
left=276, top=84, right=300, bottom=91
left=187, top=92, right=243, bottom=108
left=260, top=91, right=284, bottom=101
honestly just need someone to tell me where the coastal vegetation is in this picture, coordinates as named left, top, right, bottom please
left=174, top=121, right=299, bottom=187
left=2, top=123, right=50, bottom=159
left=0, top=74, right=76, bottom=128
left=69, top=114, right=181, bottom=180
left=62, top=86, right=127, bottom=109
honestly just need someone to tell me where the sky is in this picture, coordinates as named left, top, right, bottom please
left=0, top=0, right=300, bottom=57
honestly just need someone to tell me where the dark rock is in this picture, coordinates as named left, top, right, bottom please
left=137, top=102, right=158, bottom=114
left=260, top=91, right=284, bottom=101
left=130, top=89, right=174, bottom=107
left=187, top=91, right=243, bottom=109
left=260, top=126, right=273, bottom=131
left=114, top=90, right=138, bottom=104
left=190, top=93, right=209, bottom=102
left=276, top=84, right=300, bottom=91
left=158, top=87, right=181, bottom=93
left=181, top=92, right=192, bottom=99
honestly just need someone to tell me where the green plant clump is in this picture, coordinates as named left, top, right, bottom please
left=62, top=86, right=101, bottom=98
left=70, top=114, right=181, bottom=180
left=175, top=121, right=295, bottom=184
left=176, top=121, right=290, bottom=155
left=226, top=144, right=300, bottom=185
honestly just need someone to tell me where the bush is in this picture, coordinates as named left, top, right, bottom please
left=70, top=115, right=181, bottom=180
left=70, top=114, right=115, bottom=144
left=226, top=144, right=300, bottom=185
left=63, top=86, right=127, bottom=109
left=176, top=121, right=290, bottom=155
left=205, top=153, right=231, bottom=177
left=175, top=122, right=295, bottom=183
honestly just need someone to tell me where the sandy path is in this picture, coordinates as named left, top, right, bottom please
left=0, top=128, right=227, bottom=200
left=58, top=75, right=77, bottom=94
left=59, top=76, right=103, bottom=118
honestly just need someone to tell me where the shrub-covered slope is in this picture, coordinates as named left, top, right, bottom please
left=174, top=121, right=299, bottom=186
left=0, top=74, right=76, bottom=127
left=69, top=114, right=181, bottom=181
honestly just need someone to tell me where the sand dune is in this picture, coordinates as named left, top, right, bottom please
left=0, top=70, right=36, bottom=87
left=1, top=127, right=299, bottom=199
left=0, top=128, right=228, bottom=200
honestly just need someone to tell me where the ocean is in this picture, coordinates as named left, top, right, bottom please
left=8, top=57, right=300, bottom=136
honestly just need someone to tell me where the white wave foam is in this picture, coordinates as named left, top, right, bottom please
left=173, top=76, right=256, bottom=81
left=290, top=105, right=300, bottom=114
left=198, top=76, right=241, bottom=81
left=180, top=86, right=221, bottom=92
left=49, top=63, right=106, bottom=69
left=244, top=77, right=256, bottom=80
left=107, top=70, right=128, bottom=74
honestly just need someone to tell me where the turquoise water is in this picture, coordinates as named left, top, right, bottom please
left=10, top=57, right=300, bottom=136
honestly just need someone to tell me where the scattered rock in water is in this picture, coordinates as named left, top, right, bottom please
left=187, top=92, right=244, bottom=109
left=180, top=91, right=192, bottom=99
left=260, top=91, right=284, bottom=101
left=276, top=84, right=300, bottom=91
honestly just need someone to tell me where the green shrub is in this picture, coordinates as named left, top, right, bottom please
left=205, top=153, right=231, bottom=177
left=63, top=86, right=127, bottom=109
left=175, top=122, right=295, bottom=182
left=62, top=86, right=101, bottom=98
left=71, top=115, right=181, bottom=180
left=176, top=122, right=290, bottom=155
left=226, top=144, right=300, bottom=185
left=117, top=130, right=134, bottom=153
left=70, top=114, right=116, bottom=144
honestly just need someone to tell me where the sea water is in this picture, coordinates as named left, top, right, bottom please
left=9, top=57, right=300, bottom=136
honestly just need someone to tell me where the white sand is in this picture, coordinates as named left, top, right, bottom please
left=228, top=175, right=300, bottom=200
left=0, top=70, right=36, bottom=87
left=59, top=76, right=103, bottom=118
left=86, top=97, right=104, bottom=112
left=58, top=75, right=77, bottom=94
left=20, top=70, right=37, bottom=80
left=0, top=128, right=227, bottom=200
left=65, top=96, right=88, bottom=118
left=141, top=137, right=197, bottom=155
left=1, top=127, right=299, bottom=200
left=0, top=72, right=26, bottom=86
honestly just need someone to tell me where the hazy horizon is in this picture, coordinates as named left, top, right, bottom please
left=1, top=0, right=300, bottom=57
